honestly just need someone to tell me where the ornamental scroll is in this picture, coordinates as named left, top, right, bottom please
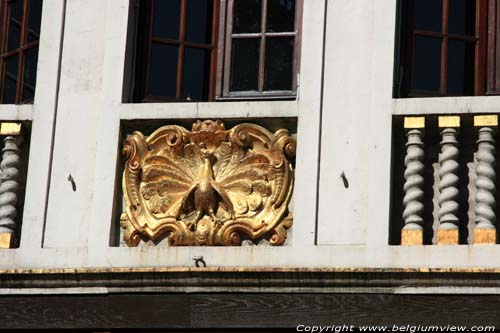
left=120, top=120, right=296, bottom=246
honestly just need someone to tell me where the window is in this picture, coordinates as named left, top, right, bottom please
left=217, top=0, right=302, bottom=99
left=395, top=0, right=488, bottom=97
left=132, top=0, right=219, bottom=102
left=0, top=0, right=42, bottom=104
left=130, top=0, right=302, bottom=102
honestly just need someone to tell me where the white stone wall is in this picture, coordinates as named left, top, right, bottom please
left=1, top=0, right=500, bottom=271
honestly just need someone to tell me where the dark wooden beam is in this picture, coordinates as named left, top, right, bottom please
left=0, top=293, right=499, bottom=329
left=2, top=269, right=500, bottom=292
left=0, top=294, right=190, bottom=329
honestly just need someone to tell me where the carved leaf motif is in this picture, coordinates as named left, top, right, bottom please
left=139, top=154, right=198, bottom=217
left=214, top=150, right=272, bottom=216
left=144, top=155, right=195, bottom=180
left=213, top=142, right=233, bottom=177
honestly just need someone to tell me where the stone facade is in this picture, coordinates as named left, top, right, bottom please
left=1, top=0, right=500, bottom=291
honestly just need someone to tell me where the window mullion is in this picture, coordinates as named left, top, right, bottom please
left=258, top=0, right=267, bottom=92
left=0, top=1, right=7, bottom=54
left=440, top=0, right=449, bottom=95
left=143, top=0, right=155, bottom=100
left=15, top=0, right=28, bottom=103
left=221, top=0, right=233, bottom=97
left=475, top=0, right=487, bottom=95
left=440, top=37, right=448, bottom=95
left=176, top=0, right=187, bottom=101
left=486, top=0, right=499, bottom=93
left=0, top=1, right=8, bottom=103
left=291, top=0, right=302, bottom=92
left=208, top=0, right=219, bottom=101
left=0, top=58, right=3, bottom=103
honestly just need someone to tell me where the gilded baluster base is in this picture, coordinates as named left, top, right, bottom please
left=0, top=233, right=15, bottom=248
left=473, top=228, right=497, bottom=244
left=401, top=228, right=423, bottom=245
left=437, top=229, right=459, bottom=245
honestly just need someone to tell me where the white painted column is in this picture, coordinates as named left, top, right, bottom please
left=43, top=0, right=107, bottom=248
left=437, top=116, right=461, bottom=245
left=317, top=0, right=375, bottom=246
left=0, top=133, right=22, bottom=248
left=291, top=0, right=326, bottom=246
left=88, top=0, right=129, bottom=264
left=20, top=0, right=66, bottom=250
left=473, top=115, right=497, bottom=244
left=401, top=117, right=425, bottom=245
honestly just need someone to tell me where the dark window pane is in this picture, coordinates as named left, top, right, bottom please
left=186, top=0, right=213, bottom=44
left=415, top=0, right=442, bottom=32
left=267, top=0, right=295, bottom=32
left=152, top=0, right=181, bottom=40
left=449, top=0, right=475, bottom=35
left=233, top=0, right=262, bottom=33
left=412, top=36, right=441, bottom=92
left=22, top=47, right=39, bottom=102
left=149, top=43, right=178, bottom=98
left=264, top=37, right=293, bottom=91
left=3, top=57, right=18, bottom=104
left=447, top=40, right=475, bottom=95
left=230, top=38, right=260, bottom=91
left=7, top=0, right=23, bottom=52
left=182, top=48, right=210, bottom=101
left=27, top=0, right=43, bottom=43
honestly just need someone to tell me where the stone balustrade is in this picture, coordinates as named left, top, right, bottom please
left=0, top=123, right=23, bottom=249
left=397, top=115, right=498, bottom=245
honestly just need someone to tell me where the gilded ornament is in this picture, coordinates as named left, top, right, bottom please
left=121, top=120, right=296, bottom=246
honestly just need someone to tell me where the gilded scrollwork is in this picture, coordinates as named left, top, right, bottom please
left=121, top=120, right=296, bottom=246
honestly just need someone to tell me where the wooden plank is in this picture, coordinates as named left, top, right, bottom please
left=191, top=294, right=500, bottom=328
left=4, top=270, right=500, bottom=292
left=0, top=293, right=499, bottom=329
left=487, top=0, right=500, bottom=94
left=0, top=294, right=190, bottom=329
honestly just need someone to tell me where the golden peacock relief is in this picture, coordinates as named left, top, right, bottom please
left=120, top=120, right=296, bottom=246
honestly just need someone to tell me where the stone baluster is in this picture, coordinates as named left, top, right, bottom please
left=473, top=115, right=498, bottom=244
left=437, top=116, right=461, bottom=245
left=401, top=117, right=425, bottom=245
left=0, top=123, right=22, bottom=249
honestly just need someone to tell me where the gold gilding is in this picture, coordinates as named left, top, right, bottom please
left=0, top=123, right=21, bottom=136
left=121, top=120, right=296, bottom=246
left=403, top=117, right=425, bottom=129
left=0, top=233, right=14, bottom=249
left=473, top=228, right=497, bottom=245
left=438, top=116, right=460, bottom=128
left=401, top=229, right=423, bottom=246
left=437, top=229, right=459, bottom=245
left=474, top=115, right=498, bottom=127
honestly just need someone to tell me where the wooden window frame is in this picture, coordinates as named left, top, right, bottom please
left=216, top=0, right=303, bottom=100
left=397, top=0, right=488, bottom=98
left=487, top=0, right=500, bottom=94
left=135, top=0, right=220, bottom=103
left=133, top=0, right=303, bottom=103
left=0, top=0, right=40, bottom=104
